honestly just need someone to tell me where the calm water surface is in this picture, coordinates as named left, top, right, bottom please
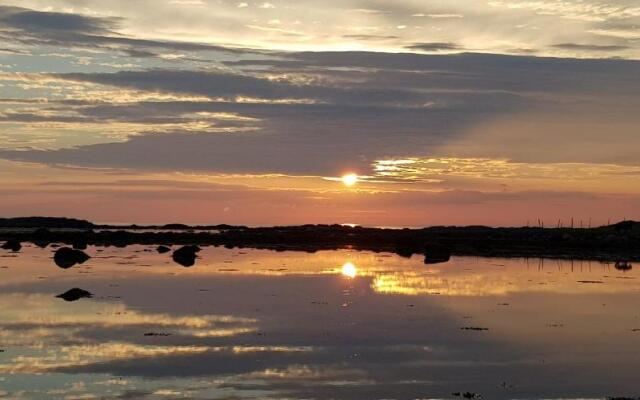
left=1, top=245, right=639, bottom=399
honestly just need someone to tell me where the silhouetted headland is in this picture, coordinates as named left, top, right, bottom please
left=0, top=217, right=94, bottom=229
left=1, top=217, right=639, bottom=262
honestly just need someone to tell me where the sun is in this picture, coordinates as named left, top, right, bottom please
left=341, top=262, right=357, bottom=278
left=341, top=173, right=359, bottom=187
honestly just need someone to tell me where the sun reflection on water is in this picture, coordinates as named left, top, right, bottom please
left=341, top=262, right=357, bottom=278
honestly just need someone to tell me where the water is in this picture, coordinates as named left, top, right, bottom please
left=1, top=244, right=639, bottom=399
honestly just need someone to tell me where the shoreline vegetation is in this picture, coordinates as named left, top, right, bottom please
left=1, top=217, right=639, bottom=262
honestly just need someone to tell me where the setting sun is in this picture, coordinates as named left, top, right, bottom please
left=341, top=173, right=359, bottom=187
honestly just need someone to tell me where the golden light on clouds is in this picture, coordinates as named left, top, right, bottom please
left=371, top=157, right=640, bottom=193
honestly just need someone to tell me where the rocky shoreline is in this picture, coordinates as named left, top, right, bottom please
left=1, top=218, right=639, bottom=262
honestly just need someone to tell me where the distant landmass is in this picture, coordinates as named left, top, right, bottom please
left=0, top=217, right=240, bottom=230
left=0, top=217, right=94, bottom=229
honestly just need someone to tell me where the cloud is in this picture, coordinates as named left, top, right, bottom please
left=404, top=42, right=461, bottom=52
left=0, top=5, right=119, bottom=34
left=1, top=50, right=640, bottom=176
left=223, top=50, right=640, bottom=94
left=487, top=0, right=640, bottom=22
left=552, top=42, right=629, bottom=51
left=1, top=1, right=639, bottom=60
left=342, top=34, right=400, bottom=41
left=0, top=5, right=256, bottom=59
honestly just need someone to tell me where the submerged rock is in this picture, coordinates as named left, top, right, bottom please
left=172, top=245, right=201, bottom=267
left=1, top=240, right=21, bottom=252
left=54, top=247, right=90, bottom=269
left=157, top=245, right=171, bottom=254
left=56, top=288, right=93, bottom=302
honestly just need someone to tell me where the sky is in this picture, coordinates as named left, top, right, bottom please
left=0, top=0, right=639, bottom=226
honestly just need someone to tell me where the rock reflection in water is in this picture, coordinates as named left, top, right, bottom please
left=56, top=288, right=93, bottom=301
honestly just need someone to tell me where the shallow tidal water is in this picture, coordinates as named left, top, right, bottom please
left=1, top=244, right=639, bottom=399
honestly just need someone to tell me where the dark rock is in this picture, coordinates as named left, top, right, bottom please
left=33, top=240, right=49, bottom=249
left=157, top=245, right=171, bottom=254
left=33, top=228, right=51, bottom=248
left=56, top=288, right=93, bottom=301
left=1, top=240, right=21, bottom=252
left=163, top=223, right=190, bottom=230
left=172, top=245, right=201, bottom=267
left=613, top=220, right=638, bottom=233
left=615, top=261, right=632, bottom=271
left=424, top=244, right=451, bottom=264
left=54, top=247, right=90, bottom=269
left=33, top=228, right=51, bottom=235
left=424, top=253, right=450, bottom=264
left=460, top=327, right=489, bottom=331
left=452, top=392, right=482, bottom=399
left=72, top=240, right=88, bottom=250
left=395, top=245, right=415, bottom=258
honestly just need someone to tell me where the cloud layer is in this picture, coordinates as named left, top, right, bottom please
left=0, top=3, right=639, bottom=225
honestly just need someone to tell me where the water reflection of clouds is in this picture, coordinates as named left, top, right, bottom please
left=0, top=293, right=261, bottom=374
left=2, top=247, right=640, bottom=398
